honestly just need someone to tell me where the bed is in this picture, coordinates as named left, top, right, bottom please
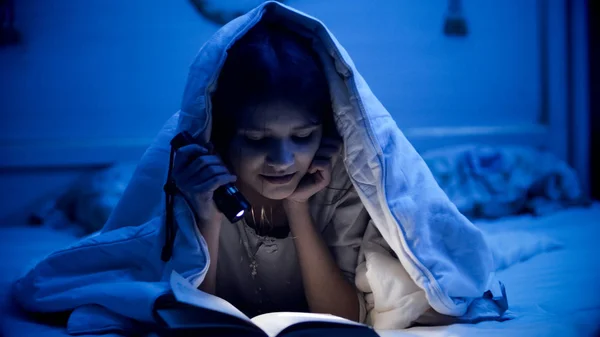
left=2, top=203, right=599, bottom=337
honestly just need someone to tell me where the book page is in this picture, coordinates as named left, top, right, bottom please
left=170, top=271, right=252, bottom=323
left=251, top=312, right=364, bottom=337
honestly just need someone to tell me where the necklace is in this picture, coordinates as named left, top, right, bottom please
left=234, top=219, right=276, bottom=313
left=247, top=205, right=290, bottom=238
left=249, top=206, right=274, bottom=235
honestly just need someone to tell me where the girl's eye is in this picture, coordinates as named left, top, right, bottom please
left=244, top=132, right=264, bottom=141
left=293, top=132, right=313, bottom=140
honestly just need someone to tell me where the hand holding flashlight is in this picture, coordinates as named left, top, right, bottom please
left=171, top=142, right=238, bottom=225
left=169, top=131, right=250, bottom=225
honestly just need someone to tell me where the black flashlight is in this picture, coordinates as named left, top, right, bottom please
left=170, top=131, right=250, bottom=223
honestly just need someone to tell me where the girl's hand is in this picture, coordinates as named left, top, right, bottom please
left=286, top=138, right=342, bottom=204
left=172, top=144, right=237, bottom=225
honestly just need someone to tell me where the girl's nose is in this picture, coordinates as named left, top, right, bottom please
left=265, top=141, right=294, bottom=171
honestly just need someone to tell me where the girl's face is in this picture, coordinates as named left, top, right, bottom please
left=227, top=100, right=323, bottom=200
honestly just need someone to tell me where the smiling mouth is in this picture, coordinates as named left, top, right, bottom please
left=260, top=173, right=296, bottom=185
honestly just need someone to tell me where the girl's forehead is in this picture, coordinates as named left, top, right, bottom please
left=235, top=100, right=321, bottom=130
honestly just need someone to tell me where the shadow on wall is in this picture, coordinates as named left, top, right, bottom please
left=0, top=0, right=21, bottom=46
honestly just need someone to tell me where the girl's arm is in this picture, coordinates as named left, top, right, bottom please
left=284, top=201, right=360, bottom=322
left=198, top=219, right=222, bottom=294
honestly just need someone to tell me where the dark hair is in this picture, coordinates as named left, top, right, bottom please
left=210, top=20, right=334, bottom=155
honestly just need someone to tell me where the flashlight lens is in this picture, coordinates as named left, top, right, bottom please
left=213, top=183, right=250, bottom=223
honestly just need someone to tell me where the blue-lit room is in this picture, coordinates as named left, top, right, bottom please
left=0, top=0, right=598, bottom=336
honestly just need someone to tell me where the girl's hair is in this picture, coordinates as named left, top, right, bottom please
left=210, top=20, right=334, bottom=156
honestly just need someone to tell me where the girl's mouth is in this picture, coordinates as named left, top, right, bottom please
left=259, top=173, right=296, bottom=185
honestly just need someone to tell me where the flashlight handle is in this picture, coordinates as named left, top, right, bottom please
left=171, top=131, right=199, bottom=151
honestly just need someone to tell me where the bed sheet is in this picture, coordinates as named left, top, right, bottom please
left=2, top=205, right=600, bottom=337
left=382, top=204, right=600, bottom=337
left=0, top=227, right=78, bottom=337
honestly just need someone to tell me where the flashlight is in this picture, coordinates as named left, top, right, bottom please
left=170, top=131, right=250, bottom=223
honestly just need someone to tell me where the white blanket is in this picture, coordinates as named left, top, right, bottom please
left=12, top=1, right=511, bottom=334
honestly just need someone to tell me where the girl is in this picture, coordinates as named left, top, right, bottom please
left=171, top=20, right=368, bottom=321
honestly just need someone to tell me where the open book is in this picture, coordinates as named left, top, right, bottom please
left=153, top=271, right=379, bottom=337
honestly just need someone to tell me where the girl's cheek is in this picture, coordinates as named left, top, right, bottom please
left=233, top=147, right=265, bottom=169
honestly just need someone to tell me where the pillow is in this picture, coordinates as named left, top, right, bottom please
left=29, top=163, right=137, bottom=236
left=422, top=144, right=586, bottom=219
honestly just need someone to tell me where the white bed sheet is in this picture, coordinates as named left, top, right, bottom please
left=1, top=205, right=599, bottom=337
left=383, top=204, right=600, bottom=337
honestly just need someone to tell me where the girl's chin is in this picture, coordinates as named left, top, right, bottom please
left=252, top=183, right=298, bottom=201
left=259, top=188, right=295, bottom=201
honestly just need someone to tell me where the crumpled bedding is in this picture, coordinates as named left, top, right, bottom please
left=422, top=145, right=586, bottom=219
